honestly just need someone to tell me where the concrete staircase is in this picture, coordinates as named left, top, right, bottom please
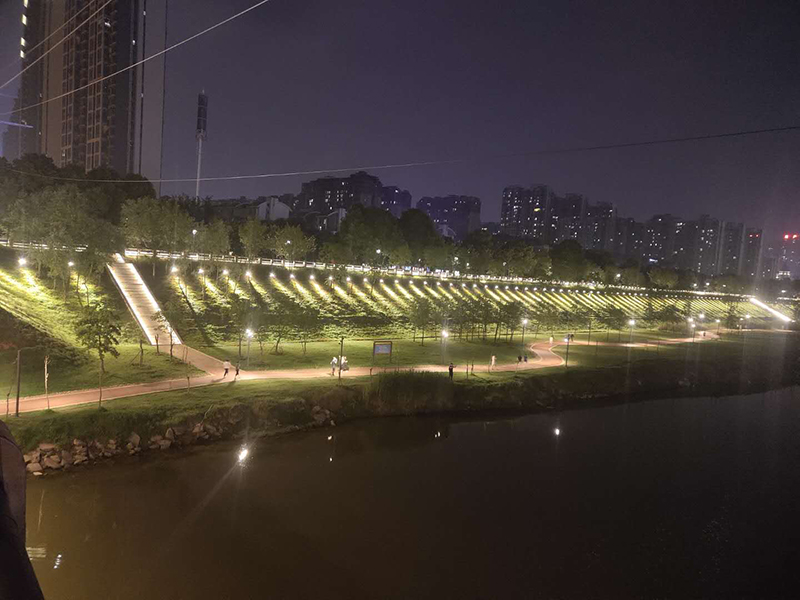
left=107, top=254, right=181, bottom=346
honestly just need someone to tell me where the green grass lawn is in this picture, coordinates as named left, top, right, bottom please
left=204, top=337, right=534, bottom=370
left=0, top=344, right=205, bottom=399
left=7, top=330, right=798, bottom=451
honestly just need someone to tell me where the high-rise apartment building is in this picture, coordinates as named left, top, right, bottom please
left=380, top=186, right=412, bottom=218
left=499, top=185, right=554, bottom=240
left=298, top=171, right=383, bottom=213
left=643, top=214, right=677, bottom=264
left=694, top=215, right=721, bottom=276
left=2, top=0, right=168, bottom=189
left=742, top=228, right=763, bottom=279
left=717, top=222, right=745, bottom=276
left=672, top=219, right=699, bottom=270
left=613, top=217, right=644, bottom=263
left=416, top=195, right=481, bottom=241
left=583, top=202, right=616, bottom=251
left=549, top=193, right=588, bottom=244
left=780, top=233, right=800, bottom=278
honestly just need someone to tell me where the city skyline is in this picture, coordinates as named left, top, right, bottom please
left=1, top=0, right=799, bottom=237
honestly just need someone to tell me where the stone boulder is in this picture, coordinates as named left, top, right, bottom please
left=38, top=442, right=56, bottom=452
left=128, top=432, right=141, bottom=448
left=43, top=456, right=62, bottom=470
left=26, top=462, right=42, bottom=474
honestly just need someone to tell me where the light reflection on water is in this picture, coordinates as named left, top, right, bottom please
left=26, top=387, right=800, bottom=599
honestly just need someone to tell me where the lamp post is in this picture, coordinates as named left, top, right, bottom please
left=245, top=328, right=253, bottom=367
left=198, top=268, right=206, bottom=300
left=564, top=335, right=571, bottom=368
left=628, top=319, right=635, bottom=344
left=192, top=229, right=198, bottom=256
left=521, top=318, right=528, bottom=354
left=691, top=323, right=696, bottom=342
left=716, top=319, right=721, bottom=335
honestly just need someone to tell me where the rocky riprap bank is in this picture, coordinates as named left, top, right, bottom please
left=22, top=402, right=337, bottom=476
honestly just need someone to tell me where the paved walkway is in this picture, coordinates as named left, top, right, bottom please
left=12, top=334, right=715, bottom=415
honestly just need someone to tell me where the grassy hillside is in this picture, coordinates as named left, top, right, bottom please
left=0, top=248, right=201, bottom=397
left=137, top=258, right=785, bottom=353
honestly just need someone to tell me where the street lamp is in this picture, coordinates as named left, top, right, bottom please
left=628, top=319, right=635, bottom=344
left=198, top=268, right=206, bottom=300
left=715, top=319, right=721, bottom=334
left=564, top=335, right=571, bottom=368
left=521, top=318, right=529, bottom=353
left=691, top=323, right=696, bottom=342
left=245, top=328, right=254, bottom=367
left=18, top=257, right=26, bottom=266
left=68, top=261, right=75, bottom=267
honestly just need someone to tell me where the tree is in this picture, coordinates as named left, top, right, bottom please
left=75, top=304, right=121, bottom=406
left=550, top=240, right=589, bottom=281
left=657, top=305, right=684, bottom=331
left=199, top=219, right=231, bottom=279
left=294, top=305, right=322, bottom=354
left=399, top=209, right=441, bottom=263
left=239, top=218, right=268, bottom=262
left=122, top=197, right=166, bottom=276
left=228, top=296, right=255, bottom=359
left=152, top=298, right=186, bottom=359
left=598, top=306, right=628, bottom=341
left=407, top=298, right=433, bottom=345
left=267, top=224, right=316, bottom=262
left=648, top=266, right=679, bottom=289
left=499, top=302, right=525, bottom=341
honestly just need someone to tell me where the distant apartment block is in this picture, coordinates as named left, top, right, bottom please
left=298, top=171, right=383, bottom=213
left=417, top=195, right=481, bottom=241
left=499, top=185, right=554, bottom=240
left=742, top=228, right=763, bottom=279
left=381, top=186, right=412, bottom=218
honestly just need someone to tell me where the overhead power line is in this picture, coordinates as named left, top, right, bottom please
left=0, top=0, right=115, bottom=92
left=3, top=124, right=799, bottom=184
left=0, top=0, right=273, bottom=117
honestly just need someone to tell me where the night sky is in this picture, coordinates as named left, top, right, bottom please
left=1, top=0, right=799, bottom=237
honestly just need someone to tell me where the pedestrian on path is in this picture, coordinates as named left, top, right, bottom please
left=549, top=336, right=554, bottom=344
left=490, top=355, right=496, bottom=371
left=330, top=356, right=338, bottom=376
left=235, top=363, right=240, bottom=379
left=448, top=363, right=454, bottom=380
left=517, top=355, right=522, bottom=363
left=524, top=354, right=528, bottom=363
left=222, top=360, right=231, bottom=378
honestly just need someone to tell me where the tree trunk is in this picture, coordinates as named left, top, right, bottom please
left=139, top=338, right=144, bottom=366
left=238, top=334, right=243, bottom=360
left=155, top=334, right=160, bottom=354
left=169, top=339, right=174, bottom=359
left=494, top=322, right=500, bottom=343
left=152, top=250, right=157, bottom=277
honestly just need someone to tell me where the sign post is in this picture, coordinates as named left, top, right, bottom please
left=372, top=341, right=393, bottom=365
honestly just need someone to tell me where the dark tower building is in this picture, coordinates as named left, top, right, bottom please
left=2, top=0, right=168, bottom=189
left=417, top=195, right=481, bottom=241
left=499, top=184, right=554, bottom=240
left=742, top=228, right=763, bottom=279
left=380, top=186, right=412, bottom=218
left=298, top=171, right=383, bottom=213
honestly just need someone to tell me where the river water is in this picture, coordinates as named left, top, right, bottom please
left=26, top=388, right=800, bottom=599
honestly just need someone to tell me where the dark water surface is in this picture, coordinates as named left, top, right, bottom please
left=27, top=388, right=800, bottom=599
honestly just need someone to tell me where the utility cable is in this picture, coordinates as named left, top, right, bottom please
left=0, top=0, right=273, bottom=117
left=2, top=124, right=799, bottom=184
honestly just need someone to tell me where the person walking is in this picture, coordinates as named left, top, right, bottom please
left=524, top=354, right=528, bottom=363
left=490, top=355, right=496, bottom=371
left=222, top=360, right=231, bottom=378
left=448, top=362, right=454, bottom=380
left=330, top=356, right=338, bottom=376
left=234, top=363, right=240, bottom=379
left=517, top=355, right=522, bottom=363
left=549, top=335, right=554, bottom=344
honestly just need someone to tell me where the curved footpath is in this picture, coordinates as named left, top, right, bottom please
left=12, top=334, right=718, bottom=415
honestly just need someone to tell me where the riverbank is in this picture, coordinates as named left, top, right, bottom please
left=7, top=330, right=799, bottom=475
